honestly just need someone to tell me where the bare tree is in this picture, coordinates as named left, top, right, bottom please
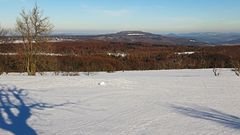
left=16, top=5, right=53, bottom=75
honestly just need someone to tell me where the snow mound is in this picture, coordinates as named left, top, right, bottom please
left=98, top=82, right=106, bottom=86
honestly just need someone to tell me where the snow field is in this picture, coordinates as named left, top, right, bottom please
left=0, top=69, right=239, bottom=135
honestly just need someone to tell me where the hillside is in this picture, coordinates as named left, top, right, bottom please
left=1, top=41, right=240, bottom=73
left=53, top=31, right=207, bottom=46
left=93, top=31, right=206, bottom=46
left=168, top=32, right=240, bottom=45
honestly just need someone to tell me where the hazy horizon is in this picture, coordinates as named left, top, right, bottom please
left=1, top=0, right=240, bottom=33
left=52, top=30, right=240, bottom=35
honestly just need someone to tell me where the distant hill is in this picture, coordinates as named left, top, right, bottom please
left=93, top=31, right=206, bottom=46
left=53, top=31, right=207, bottom=46
left=167, top=32, right=240, bottom=45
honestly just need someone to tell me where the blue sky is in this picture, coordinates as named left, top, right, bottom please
left=0, top=0, right=240, bottom=34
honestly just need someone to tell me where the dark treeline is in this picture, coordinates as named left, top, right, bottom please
left=1, top=40, right=240, bottom=73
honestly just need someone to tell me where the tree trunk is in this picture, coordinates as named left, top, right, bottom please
left=26, top=54, right=36, bottom=76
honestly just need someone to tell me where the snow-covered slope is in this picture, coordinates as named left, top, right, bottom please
left=0, top=69, right=240, bottom=135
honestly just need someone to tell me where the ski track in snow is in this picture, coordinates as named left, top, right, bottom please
left=0, top=69, right=240, bottom=135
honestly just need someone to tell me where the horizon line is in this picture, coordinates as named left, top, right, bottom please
left=52, top=30, right=240, bottom=35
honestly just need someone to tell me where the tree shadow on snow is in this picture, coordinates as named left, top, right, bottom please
left=0, top=85, right=70, bottom=135
left=170, top=104, right=240, bottom=129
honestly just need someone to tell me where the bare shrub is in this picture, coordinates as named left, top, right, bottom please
left=213, top=68, right=220, bottom=76
left=233, top=63, right=240, bottom=76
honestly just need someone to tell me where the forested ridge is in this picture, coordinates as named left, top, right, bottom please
left=1, top=40, right=240, bottom=73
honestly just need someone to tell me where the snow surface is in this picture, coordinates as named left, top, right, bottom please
left=175, top=51, right=195, bottom=55
left=0, top=69, right=240, bottom=135
left=127, top=33, right=145, bottom=36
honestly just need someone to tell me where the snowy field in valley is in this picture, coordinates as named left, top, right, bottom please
left=0, top=69, right=240, bottom=135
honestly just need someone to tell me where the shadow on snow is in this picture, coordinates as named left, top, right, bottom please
left=170, top=104, right=240, bottom=129
left=0, top=84, right=70, bottom=135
